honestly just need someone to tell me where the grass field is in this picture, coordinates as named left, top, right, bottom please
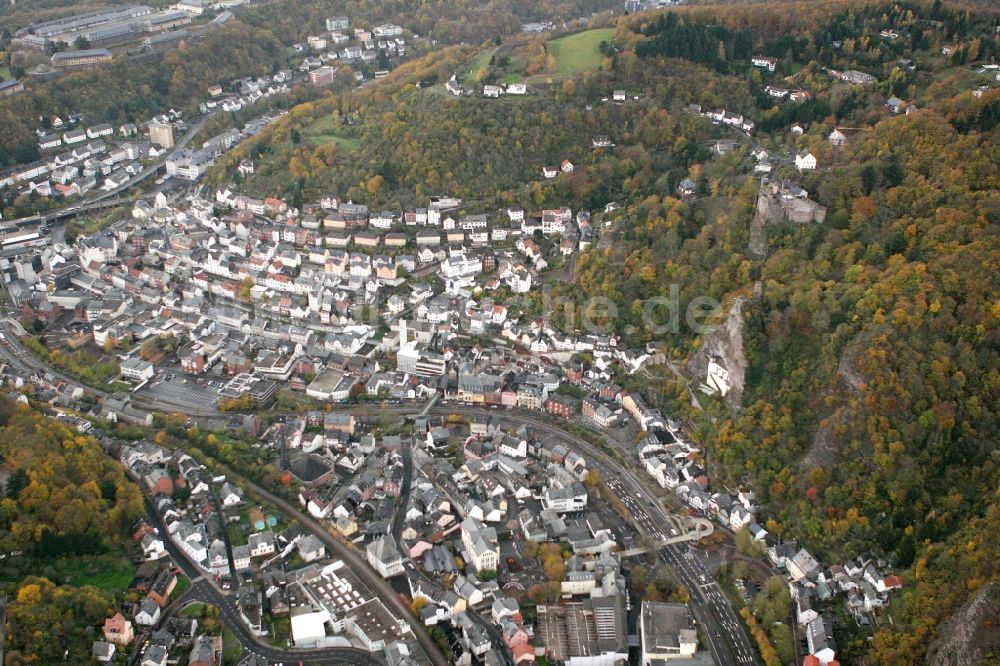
left=181, top=602, right=206, bottom=618
left=302, top=115, right=361, bottom=152
left=171, top=574, right=191, bottom=601
left=269, top=615, right=291, bottom=646
left=223, top=627, right=243, bottom=665
left=465, top=48, right=496, bottom=86
left=547, top=28, right=614, bottom=75
left=63, top=555, right=136, bottom=592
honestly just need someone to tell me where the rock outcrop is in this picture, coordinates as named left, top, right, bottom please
left=927, top=582, right=1000, bottom=666
left=687, top=296, right=747, bottom=409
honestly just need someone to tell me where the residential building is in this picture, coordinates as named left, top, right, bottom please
left=121, top=357, right=155, bottom=381
left=103, top=613, right=134, bottom=646
left=397, top=343, right=446, bottom=377
left=298, top=534, right=326, bottom=562
left=310, top=66, right=339, bottom=88
left=461, top=516, right=499, bottom=573
left=323, top=412, right=355, bottom=434
left=795, top=151, right=817, bottom=171
left=248, top=530, right=276, bottom=558
left=787, top=548, right=820, bottom=581
left=542, top=482, right=588, bottom=513
left=92, top=641, right=116, bottom=663
left=135, top=598, right=161, bottom=626
left=326, top=15, right=349, bottom=31
left=0, top=79, right=24, bottom=96
left=165, top=149, right=214, bottom=180
left=751, top=55, right=777, bottom=71
left=840, top=69, right=877, bottom=85
left=188, top=634, right=215, bottom=666
left=141, top=645, right=168, bottom=666
left=805, top=616, right=836, bottom=665
left=149, top=122, right=174, bottom=149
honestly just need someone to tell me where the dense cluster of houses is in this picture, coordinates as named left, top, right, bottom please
left=774, top=546, right=904, bottom=666
left=85, top=384, right=658, bottom=664
left=107, top=430, right=420, bottom=659
left=295, top=14, right=407, bottom=82
left=116, top=438, right=242, bottom=576
left=5, top=173, right=655, bottom=423
left=94, top=609, right=207, bottom=666
left=0, top=79, right=286, bottom=202
left=0, top=8, right=417, bottom=204
left=292, top=406, right=644, bottom=665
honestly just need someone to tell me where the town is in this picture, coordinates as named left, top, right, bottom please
left=0, top=153, right=903, bottom=666
left=0, top=1, right=997, bottom=666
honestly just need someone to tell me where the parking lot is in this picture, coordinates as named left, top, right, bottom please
left=134, top=373, right=223, bottom=412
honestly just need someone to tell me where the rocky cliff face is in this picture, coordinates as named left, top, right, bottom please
left=799, top=331, right=871, bottom=471
left=748, top=191, right=770, bottom=258
left=927, top=582, right=1000, bottom=666
left=687, top=296, right=747, bottom=409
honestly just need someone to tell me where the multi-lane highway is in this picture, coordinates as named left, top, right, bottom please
left=604, top=477, right=714, bottom=546
left=661, top=544, right=757, bottom=666
left=606, top=476, right=673, bottom=542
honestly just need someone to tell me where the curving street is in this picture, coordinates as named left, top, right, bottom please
left=2, top=316, right=758, bottom=666
left=2, top=110, right=219, bottom=230
left=214, top=466, right=452, bottom=666
left=143, top=496, right=384, bottom=666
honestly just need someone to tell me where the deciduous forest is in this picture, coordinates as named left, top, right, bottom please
left=0, top=398, right=144, bottom=664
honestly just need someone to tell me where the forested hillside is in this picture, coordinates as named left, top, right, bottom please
left=0, top=0, right=620, bottom=169
left=223, top=2, right=1000, bottom=662
left=235, top=0, right=619, bottom=45
left=0, top=398, right=144, bottom=664
left=209, top=49, right=730, bottom=211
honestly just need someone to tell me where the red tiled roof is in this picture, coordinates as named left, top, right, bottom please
left=513, top=643, right=534, bottom=663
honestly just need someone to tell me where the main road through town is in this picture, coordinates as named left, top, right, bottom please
left=427, top=405, right=758, bottom=666
left=2, top=109, right=220, bottom=231
left=0, top=315, right=757, bottom=666
left=211, top=465, right=452, bottom=666
left=142, top=496, right=385, bottom=666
